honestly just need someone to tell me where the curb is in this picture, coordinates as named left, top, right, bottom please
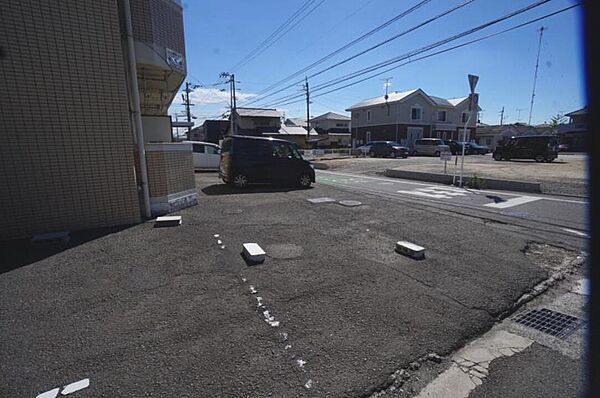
left=383, top=169, right=542, bottom=194
left=312, top=162, right=329, bottom=170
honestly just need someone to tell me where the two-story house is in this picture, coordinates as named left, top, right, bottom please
left=309, top=112, right=351, bottom=134
left=234, top=107, right=282, bottom=136
left=346, top=88, right=480, bottom=147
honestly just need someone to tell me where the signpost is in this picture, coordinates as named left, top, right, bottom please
left=453, top=74, right=479, bottom=186
left=440, top=151, right=452, bottom=174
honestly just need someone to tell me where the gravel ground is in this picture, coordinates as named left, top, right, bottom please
left=317, top=154, right=587, bottom=197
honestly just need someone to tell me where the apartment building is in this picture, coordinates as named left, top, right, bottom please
left=346, top=89, right=480, bottom=147
left=0, top=0, right=196, bottom=240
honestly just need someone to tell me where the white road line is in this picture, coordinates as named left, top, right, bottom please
left=397, top=190, right=450, bottom=199
left=418, top=188, right=466, bottom=196
left=484, top=196, right=541, bottom=209
left=317, top=170, right=586, bottom=205
left=562, top=228, right=589, bottom=238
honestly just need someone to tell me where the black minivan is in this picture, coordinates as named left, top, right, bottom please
left=219, top=135, right=315, bottom=188
left=493, top=135, right=559, bottom=162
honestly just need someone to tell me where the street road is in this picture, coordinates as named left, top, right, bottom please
left=317, top=169, right=588, bottom=245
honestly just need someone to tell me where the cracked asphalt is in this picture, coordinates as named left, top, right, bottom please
left=0, top=173, right=584, bottom=396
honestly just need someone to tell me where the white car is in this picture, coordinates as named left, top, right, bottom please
left=184, top=141, right=221, bottom=170
left=353, top=144, right=372, bottom=157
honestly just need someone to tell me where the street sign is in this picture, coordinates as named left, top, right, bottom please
left=468, top=74, right=479, bottom=94
left=440, top=151, right=452, bottom=161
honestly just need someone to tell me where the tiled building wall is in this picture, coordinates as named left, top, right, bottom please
left=146, top=148, right=195, bottom=198
left=130, top=0, right=185, bottom=55
left=0, top=0, right=141, bottom=240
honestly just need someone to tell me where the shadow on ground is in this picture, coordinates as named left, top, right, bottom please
left=201, top=183, right=312, bottom=196
left=0, top=225, right=133, bottom=274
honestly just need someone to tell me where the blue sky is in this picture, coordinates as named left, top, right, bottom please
left=170, top=0, right=585, bottom=128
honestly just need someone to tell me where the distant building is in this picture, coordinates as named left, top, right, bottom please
left=190, top=119, right=230, bottom=143
left=263, top=125, right=319, bottom=147
left=346, top=89, right=480, bottom=147
left=234, top=107, right=282, bottom=135
left=310, top=112, right=351, bottom=134
left=284, top=117, right=308, bottom=128
left=558, top=107, right=587, bottom=151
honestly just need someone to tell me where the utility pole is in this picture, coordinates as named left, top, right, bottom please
left=528, top=26, right=545, bottom=125
left=220, top=72, right=238, bottom=135
left=516, top=108, right=526, bottom=122
left=184, top=82, right=191, bottom=139
left=499, top=106, right=504, bottom=126
left=382, top=77, right=392, bottom=115
left=303, top=76, right=310, bottom=144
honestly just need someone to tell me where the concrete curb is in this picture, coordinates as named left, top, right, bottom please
left=383, top=169, right=542, bottom=193
left=312, top=162, right=330, bottom=170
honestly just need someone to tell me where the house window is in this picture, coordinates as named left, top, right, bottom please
left=486, top=138, right=492, bottom=145
left=411, top=106, right=422, bottom=120
left=437, top=110, right=447, bottom=122
left=461, top=112, right=469, bottom=123
left=367, top=111, right=371, bottom=121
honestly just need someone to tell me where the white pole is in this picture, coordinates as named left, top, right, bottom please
left=123, top=0, right=151, bottom=219
left=458, top=111, right=472, bottom=187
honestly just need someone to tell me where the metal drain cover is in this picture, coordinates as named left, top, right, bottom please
left=339, top=200, right=362, bottom=207
left=513, top=308, right=584, bottom=338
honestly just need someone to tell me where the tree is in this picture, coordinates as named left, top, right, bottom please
left=548, top=113, right=568, bottom=130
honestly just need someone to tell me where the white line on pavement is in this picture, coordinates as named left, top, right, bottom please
left=397, top=190, right=451, bottom=199
left=562, top=228, right=589, bottom=238
left=484, top=196, right=541, bottom=209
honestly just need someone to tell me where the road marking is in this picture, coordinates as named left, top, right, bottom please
left=61, top=379, right=90, bottom=395
left=397, top=190, right=452, bottom=199
left=317, top=170, right=586, bottom=204
left=483, top=196, right=541, bottom=209
left=378, top=182, right=394, bottom=185
left=562, top=228, right=589, bottom=238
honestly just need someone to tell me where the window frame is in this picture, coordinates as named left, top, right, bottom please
left=411, top=105, right=422, bottom=121
left=437, top=110, right=447, bottom=122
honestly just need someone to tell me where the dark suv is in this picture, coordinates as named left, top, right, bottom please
left=366, top=141, right=408, bottom=158
left=493, top=135, right=559, bottom=162
left=219, top=135, right=315, bottom=188
left=442, top=139, right=462, bottom=155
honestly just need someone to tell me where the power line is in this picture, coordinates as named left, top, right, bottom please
left=528, top=26, right=545, bottom=125
left=242, top=0, right=434, bottom=106
left=268, top=3, right=579, bottom=108
left=229, top=0, right=326, bottom=72
left=262, top=0, right=555, bottom=108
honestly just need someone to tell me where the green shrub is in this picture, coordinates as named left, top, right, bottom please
left=467, top=174, right=487, bottom=189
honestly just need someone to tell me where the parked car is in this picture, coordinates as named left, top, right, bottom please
left=442, top=139, right=461, bottom=155
left=219, top=135, right=315, bottom=188
left=412, top=138, right=451, bottom=156
left=184, top=141, right=222, bottom=170
left=468, top=142, right=490, bottom=155
left=365, top=141, right=408, bottom=158
left=353, top=144, right=372, bottom=157
left=558, top=143, right=569, bottom=152
left=493, top=135, right=559, bottom=162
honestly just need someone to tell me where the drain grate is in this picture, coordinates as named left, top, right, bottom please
left=513, top=308, right=584, bottom=338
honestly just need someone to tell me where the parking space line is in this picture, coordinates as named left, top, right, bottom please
left=484, top=196, right=541, bottom=209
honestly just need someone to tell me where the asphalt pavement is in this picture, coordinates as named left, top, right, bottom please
left=0, top=173, right=586, bottom=397
left=317, top=169, right=588, bottom=245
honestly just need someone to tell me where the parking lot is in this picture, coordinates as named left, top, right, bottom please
left=318, top=153, right=587, bottom=196
left=0, top=173, right=585, bottom=397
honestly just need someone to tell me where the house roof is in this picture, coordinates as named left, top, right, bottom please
left=273, top=125, right=318, bottom=136
left=236, top=107, right=282, bottom=118
left=310, top=112, right=351, bottom=121
left=346, top=89, right=480, bottom=111
left=565, top=107, right=587, bottom=116
left=285, top=117, right=307, bottom=127
left=346, top=89, right=419, bottom=110
left=428, top=96, right=454, bottom=107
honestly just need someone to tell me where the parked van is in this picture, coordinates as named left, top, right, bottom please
left=219, top=135, right=315, bottom=188
left=184, top=141, right=221, bottom=170
left=493, top=135, right=558, bottom=162
left=412, top=138, right=450, bottom=156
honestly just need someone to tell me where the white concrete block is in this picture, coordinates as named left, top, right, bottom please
left=396, top=241, right=425, bottom=260
left=154, top=216, right=182, bottom=227
left=242, top=243, right=265, bottom=263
